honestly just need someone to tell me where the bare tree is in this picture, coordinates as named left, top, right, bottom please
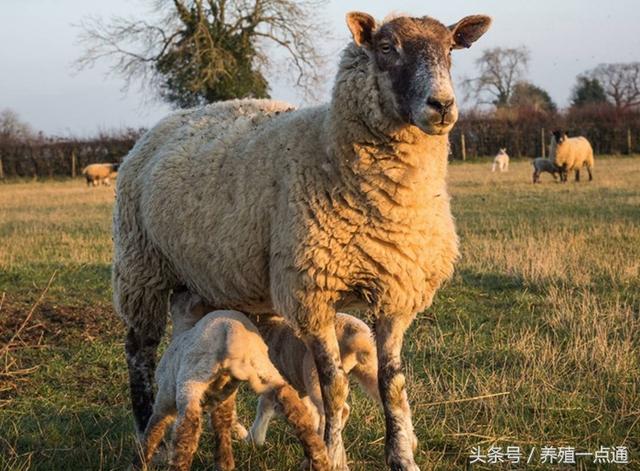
left=462, top=46, right=530, bottom=107
left=0, top=109, right=34, bottom=142
left=75, top=0, right=328, bottom=107
left=587, top=63, right=640, bottom=111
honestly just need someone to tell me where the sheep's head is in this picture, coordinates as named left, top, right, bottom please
left=552, top=129, right=567, bottom=144
left=346, top=12, right=491, bottom=135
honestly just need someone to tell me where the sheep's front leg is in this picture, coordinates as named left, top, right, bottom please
left=376, top=315, right=418, bottom=471
left=305, top=322, right=350, bottom=470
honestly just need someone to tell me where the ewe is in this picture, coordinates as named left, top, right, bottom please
left=81, top=163, right=118, bottom=186
left=550, top=130, right=594, bottom=182
left=113, top=11, right=491, bottom=470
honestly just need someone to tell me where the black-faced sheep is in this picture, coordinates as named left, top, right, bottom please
left=170, top=292, right=381, bottom=446
left=532, top=157, right=561, bottom=183
left=113, top=11, right=491, bottom=470
left=550, top=131, right=594, bottom=182
left=134, top=301, right=328, bottom=471
left=492, top=148, right=509, bottom=172
left=81, top=163, right=118, bottom=186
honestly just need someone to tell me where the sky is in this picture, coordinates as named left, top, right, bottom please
left=1, top=0, right=639, bottom=136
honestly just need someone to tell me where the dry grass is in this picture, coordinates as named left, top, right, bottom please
left=1, top=157, right=639, bottom=470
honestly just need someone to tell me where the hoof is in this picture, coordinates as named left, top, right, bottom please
left=232, top=422, right=248, bottom=440
left=388, top=457, right=420, bottom=471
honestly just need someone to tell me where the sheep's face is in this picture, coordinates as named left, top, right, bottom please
left=346, top=12, right=492, bottom=135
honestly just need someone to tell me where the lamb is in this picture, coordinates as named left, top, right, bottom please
left=113, top=11, right=491, bottom=470
left=532, top=157, right=561, bottom=183
left=170, top=292, right=381, bottom=446
left=134, top=297, right=329, bottom=471
left=491, top=148, right=509, bottom=172
left=81, top=162, right=119, bottom=186
left=549, top=130, right=594, bottom=182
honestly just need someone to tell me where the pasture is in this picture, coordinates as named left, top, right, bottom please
left=1, top=156, right=639, bottom=470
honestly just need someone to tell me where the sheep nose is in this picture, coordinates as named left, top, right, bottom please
left=427, top=96, right=455, bottom=114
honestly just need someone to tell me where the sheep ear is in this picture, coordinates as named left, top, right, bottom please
left=346, top=12, right=376, bottom=47
left=449, top=15, right=492, bottom=49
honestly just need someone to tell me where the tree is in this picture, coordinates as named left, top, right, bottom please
left=76, top=0, right=327, bottom=108
left=586, top=63, right=640, bottom=111
left=509, top=81, right=556, bottom=113
left=0, top=109, right=33, bottom=143
left=463, top=46, right=530, bottom=107
left=570, top=76, right=608, bottom=108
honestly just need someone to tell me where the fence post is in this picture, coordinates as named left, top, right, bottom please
left=627, top=128, right=632, bottom=155
left=71, top=149, right=77, bottom=178
left=541, top=128, right=546, bottom=158
left=461, top=133, right=466, bottom=161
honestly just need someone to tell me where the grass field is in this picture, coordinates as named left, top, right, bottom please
left=1, top=156, right=639, bottom=470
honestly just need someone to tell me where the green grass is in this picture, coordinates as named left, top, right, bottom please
left=1, top=157, right=639, bottom=470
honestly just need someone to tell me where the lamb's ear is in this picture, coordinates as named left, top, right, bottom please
left=449, top=15, right=492, bottom=49
left=346, top=12, right=376, bottom=47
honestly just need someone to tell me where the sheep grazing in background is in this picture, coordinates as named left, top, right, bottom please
left=492, top=148, right=509, bottom=172
left=550, top=130, right=594, bottom=182
left=134, top=298, right=328, bottom=471
left=170, top=292, right=381, bottom=447
left=81, top=163, right=119, bottom=186
left=113, top=11, right=491, bottom=470
left=532, top=157, right=561, bottom=183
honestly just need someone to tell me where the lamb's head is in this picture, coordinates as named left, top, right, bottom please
left=169, top=289, right=210, bottom=337
left=346, top=12, right=491, bottom=135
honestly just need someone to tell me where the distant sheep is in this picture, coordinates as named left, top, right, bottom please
left=492, top=148, right=509, bottom=172
left=171, top=293, right=381, bottom=446
left=113, top=10, right=491, bottom=469
left=81, top=163, right=118, bottom=186
left=135, top=298, right=328, bottom=471
left=550, top=131, right=594, bottom=182
left=532, top=157, right=561, bottom=183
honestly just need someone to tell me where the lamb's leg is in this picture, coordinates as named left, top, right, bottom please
left=210, top=389, right=237, bottom=471
left=376, top=315, right=418, bottom=471
left=248, top=394, right=277, bottom=446
left=272, top=385, right=330, bottom=471
left=135, top=406, right=176, bottom=468
left=304, top=323, right=349, bottom=470
left=587, top=167, right=593, bottom=181
left=171, top=406, right=203, bottom=471
left=575, top=169, right=580, bottom=182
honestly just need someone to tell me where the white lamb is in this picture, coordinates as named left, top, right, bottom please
left=492, top=148, right=509, bottom=172
left=134, top=301, right=328, bottom=471
left=170, top=292, right=381, bottom=446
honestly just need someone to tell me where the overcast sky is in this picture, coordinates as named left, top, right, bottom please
left=1, top=0, right=639, bottom=135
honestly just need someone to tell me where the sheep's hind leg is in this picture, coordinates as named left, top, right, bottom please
left=114, top=244, right=174, bottom=440
left=587, top=167, right=593, bottom=181
left=575, top=169, right=580, bottom=182
left=304, top=322, right=350, bottom=471
left=376, top=315, right=419, bottom=471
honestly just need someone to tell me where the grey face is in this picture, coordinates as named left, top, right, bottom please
left=346, top=12, right=492, bottom=136
left=372, top=17, right=458, bottom=135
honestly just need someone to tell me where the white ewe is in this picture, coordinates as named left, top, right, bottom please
left=113, top=11, right=491, bottom=470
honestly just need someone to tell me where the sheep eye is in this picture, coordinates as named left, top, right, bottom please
left=380, top=43, right=393, bottom=54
